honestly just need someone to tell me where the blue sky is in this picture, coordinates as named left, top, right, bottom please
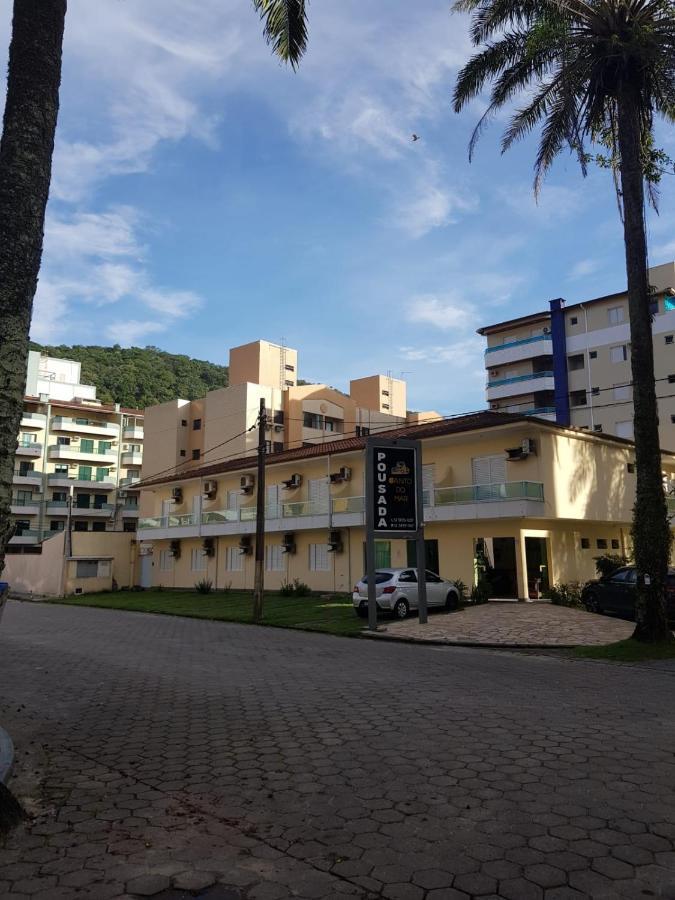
left=1, top=0, right=675, bottom=414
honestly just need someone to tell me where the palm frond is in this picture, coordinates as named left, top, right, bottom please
left=252, top=0, right=308, bottom=69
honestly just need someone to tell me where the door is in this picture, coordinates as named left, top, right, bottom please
left=397, top=569, right=419, bottom=608
left=309, top=477, right=330, bottom=515
left=267, top=484, right=280, bottom=519
left=139, top=554, right=153, bottom=588
left=525, top=537, right=550, bottom=597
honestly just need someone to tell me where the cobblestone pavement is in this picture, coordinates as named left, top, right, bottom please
left=1, top=600, right=675, bottom=900
left=370, top=603, right=634, bottom=647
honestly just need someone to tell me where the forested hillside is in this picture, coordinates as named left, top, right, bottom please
left=30, top=343, right=229, bottom=409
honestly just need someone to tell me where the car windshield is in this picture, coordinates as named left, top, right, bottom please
left=360, top=572, right=394, bottom=584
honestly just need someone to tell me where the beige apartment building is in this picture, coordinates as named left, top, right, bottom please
left=136, top=411, right=675, bottom=599
left=141, top=339, right=417, bottom=483
left=8, top=351, right=144, bottom=554
left=479, top=261, right=675, bottom=448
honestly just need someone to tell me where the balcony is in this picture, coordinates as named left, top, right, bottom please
left=123, top=425, right=144, bottom=440
left=121, top=451, right=143, bottom=466
left=51, top=416, right=119, bottom=436
left=71, top=503, right=116, bottom=517
left=45, top=500, right=68, bottom=515
left=426, top=481, right=546, bottom=523
left=485, top=333, right=552, bottom=367
left=48, top=444, right=117, bottom=463
left=486, top=371, right=555, bottom=402
left=16, top=440, right=42, bottom=457
left=13, top=469, right=43, bottom=488
left=47, top=473, right=116, bottom=490
left=21, top=412, right=46, bottom=429
left=10, top=498, right=41, bottom=516
left=9, top=529, right=44, bottom=545
left=524, top=407, right=556, bottom=421
left=119, top=475, right=141, bottom=488
left=121, top=506, right=139, bottom=518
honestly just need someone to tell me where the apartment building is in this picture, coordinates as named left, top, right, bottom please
left=9, top=351, right=144, bottom=552
left=479, top=261, right=675, bottom=447
left=136, top=411, right=675, bottom=599
left=141, top=339, right=415, bottom=482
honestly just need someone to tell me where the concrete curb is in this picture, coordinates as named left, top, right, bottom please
left=362, top=631, right=578, bottom=650
left=0, top=726, right=14, bottom=785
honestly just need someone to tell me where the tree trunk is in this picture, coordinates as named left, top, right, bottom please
left=617, top=88, right=673, bottom=643
left=0, top=1, right=66, bottom=575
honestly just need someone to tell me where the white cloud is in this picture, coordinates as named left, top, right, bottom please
left=45, top=208, right=142, bottom=260
left=106, top=320, right=167, bottom=346
left=407, top=294, right=473, bottom=330
left=569, top=258, right=601, bottom=280
left=138, top=287, right=201, bottom=318
left=499, top=183, right=584, bottom=224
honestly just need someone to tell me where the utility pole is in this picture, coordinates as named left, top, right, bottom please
left=252, top=398, right=267, bottom=623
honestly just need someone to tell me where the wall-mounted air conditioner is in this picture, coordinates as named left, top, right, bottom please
left=202, top=537, right=215, bottom=557
left=543, top=326, right=551, bottom=334
left=327, top=530, right=343, bottom=553
left=489, top=369, right=499, bottom=377
left=169, top=539, right=181, bottom=558
left=239, top=534, right=252, bottom=554
left=281, top=532, right=296, bottom=554
left=203, top=479, right=217, bottom=498
left=330, top=466, right=352, bottom=484
left=282, top=474, right=302, bottom=490
left=505, top=438, right=536, bottom=461
left=171, top=487, right=183, bottom=503
left=490, top=403, right=499, bottom=410
left=240, top=474, right=255, bottom=494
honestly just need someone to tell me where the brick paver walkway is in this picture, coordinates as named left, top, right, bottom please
left=369, top=602, right=634, bottom=646
left=1, top=600, right=675, bottom=899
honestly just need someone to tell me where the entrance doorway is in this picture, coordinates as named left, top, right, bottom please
left=139, top=554, right=153, bottom=588
left=475, top=537, right=519, bottom=598
left=525, top=537, right=550, bottom=598
left=406, top=539, right=440, bottom=575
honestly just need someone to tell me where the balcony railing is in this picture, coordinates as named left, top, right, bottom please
left=487, top=371, right=554, bottom=389
left=51, top=416, right=118, bottom=431
left=282, top=500, right=329, bottom=518
left=202, top=509, right=239, bottom=525
left=524, top=407, right=556, bottom=417
left=48, top=444, right=116, bottom=457
left=11, top=497, right=39, bottom=507
left=13, top=468, right=42, bottom=480
left=139, top=514, right=197, bottom=529
left=485, top=334, right=551, bottom=355
left=119, top=476, right=141, bottom=487
left=332, top=496, right=365, bottom=514
left=434, top=481, right=545, bottom=505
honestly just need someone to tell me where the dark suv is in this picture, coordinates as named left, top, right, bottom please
left=581, top=566, right=675, bottom=624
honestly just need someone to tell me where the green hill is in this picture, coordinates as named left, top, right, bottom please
left=30, top=343, right=229, bottom=409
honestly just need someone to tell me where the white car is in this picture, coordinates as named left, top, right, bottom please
left=353, top=568, right=461, bottom=620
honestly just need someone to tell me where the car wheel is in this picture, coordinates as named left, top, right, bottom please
left=584, top=593, right=601, bottom=614
left=392, top=598, right=409, bottom=620
left=445, top=591, right=459, bottom=612
left=355, top=607, right=368, bottom=619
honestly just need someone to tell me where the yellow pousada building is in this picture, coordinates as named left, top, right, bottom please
left=136, top=411, right=675, bottom=600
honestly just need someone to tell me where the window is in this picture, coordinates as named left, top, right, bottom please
left=284, top=380, right=294, bottom=387
left=73, top=521, right=88, bottom=532
left=666, top=297, right=675, bottom=312
left=581, top=538, right=590, bottom=549
left=179, top=449, right=186, bottom=457
left=666, top=335, right=674, bottom=345
left=181, top=419, right=187, bottom=427
left=303, top=412, right=323, bottom=430
left=355, top=426, right=370, bottom=437
left=265, top=544, right=284, bottom=572
left=273, top=442, right=284, bottom=453
left=273, top=410, right=284, bottom=425
left=75, top=494, right=90, bottom=509
left=192, top=449, right=201, bottom=461
left=14, top=520, right=30, bottom=534
left=570, top=316, right=578, bottom=325
left=589, top=350, right=598, bottom=359
left=627, top=463, right=635, bottom=473
left=50, top=521, right=64, bottom=531
left=616, top=420, right=634, bottom=439
left=52, top=491, right=67, bottom=502
left=593, top=425, right=603, bottom=432
left=591, top=387, right=600, bottom=396
left=226, top=547, right=243, bottom=572
left=309, top=543, right=330, bottom=572
left=191, top=548, right=207, bottom=571
left=610, top=344, right=628, bottom=363
left=81, top=438, right=95, bottom=454
left=123, top=521, right=136, bottom=533
left=375, top=541, right=391, bottom=568
left=382, top=390, right=390, bottom=397
left=125, top=496, right=138, bottom=508
left=78, top=466, right=92, bottom=481
left=76, top=560, right=98, bottom=578
left=18, top=462, right=35, bottom=475
left=284, top=364, right=295, bottom=372
left=54, top=465, right=68, bottom=475
left=92, top=522, right=106, bottom=533
left=608, top=306, right=625, bottom=325
left=669, top=374, right=675, bottom=384
left=93, top=494, right=107, bottom=509
left=57, top=436, right=70, bottom=445
left=382, top=404, right=390, bottom=410
left=192, top=419, right=202, bottom=431
left=596, top=538, right=608, bottom=550
left=567, top=354, right=585, bottom=371
left=96, top=467, right=109, bottom=482
left=570, top=390, right=587, bottom=407
left=611, top=539, right=620, bottom=550
left=159, top=550, right=173, bottom=571
left=613, top=383, right=630, bottom=401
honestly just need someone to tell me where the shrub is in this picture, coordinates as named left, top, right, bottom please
left=279, top=581, right=295, bottom=597
left=279, top=579, right=312, bottom=597
left=594, top=553, right=630, bottom=578
left=451, top=579, right=469, bottom=601
left=222, top=581, right=232, bottom=594
left=470, top=579, right=490, bottom=604
left=548, top=582, right=583, bottom=608
left=195, top=578, right=213, bottom=595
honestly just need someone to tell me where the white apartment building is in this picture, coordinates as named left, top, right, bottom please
left=478, top=261, right=675, bottom=448
left=9, top=351, right=144, bottom=553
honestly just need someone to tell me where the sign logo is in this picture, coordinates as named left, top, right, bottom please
left=371, top=446, right=418, bottom=533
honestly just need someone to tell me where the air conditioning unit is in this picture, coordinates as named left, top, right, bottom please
left=543, top=326, right=551, bottom=334
left=282, top=473, right=302, bottom=490
left=330, top=466, right=352, bottom=484
left=282, top=532, right=296, bottom=554
left=117, top=490, right=127, bottom=499
left=203, top=479, right=217, bottom=498
left=273, top=424, right=284, bottom=432
left=171, top=487, right=183, bottom=503
left=123, top=444, right=129, bottom=451
left=489, top=369, right=499, bottom=377
left=202, top=537, right=215, bottom=557
left=522, top=438, right=536, bottom=455
left=327, top=529, right=343, bottom=553
left=239, top=534, right=252, bottom=554
left=240, top=474, right=255, bottom=494
left=505, top=438, right=536, bottom=461
left=169, top=539, right=181, bottom=558
left=490, top=403, right=500, bottom=410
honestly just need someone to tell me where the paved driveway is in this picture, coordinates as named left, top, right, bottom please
left=1, top=601, right=675, bottom=900
left=370, top=602, right=634, bottom=647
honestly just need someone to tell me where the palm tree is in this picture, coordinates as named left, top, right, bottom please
left=453, top=0, right=675, bottom=643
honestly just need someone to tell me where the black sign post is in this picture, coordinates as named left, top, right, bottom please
left=365, top=437, right=426, bottom=631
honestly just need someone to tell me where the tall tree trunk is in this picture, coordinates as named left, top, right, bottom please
left=0, top=1, right=66, bottom=575
left=617, top=88, right=673, bottom=643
